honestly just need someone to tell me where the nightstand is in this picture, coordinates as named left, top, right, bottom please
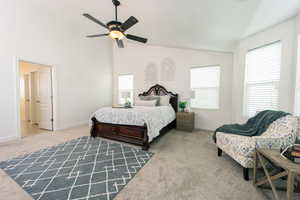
left=176, top=112, right=195, bottom=132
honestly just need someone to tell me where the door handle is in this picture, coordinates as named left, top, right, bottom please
left=36, top=100, right=41, bottom=103
left=26, top=99, right=30, bottom=102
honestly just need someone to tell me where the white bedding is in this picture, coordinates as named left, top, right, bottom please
left=90, top=105, right=176, bottom=142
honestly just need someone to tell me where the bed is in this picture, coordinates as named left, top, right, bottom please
left=90, top=84, right=178, bottom=150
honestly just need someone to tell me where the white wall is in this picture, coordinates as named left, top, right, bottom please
left=0, top=1, right=113, bottom=142
left=113, top=43, right=233, bottom=131
left=232, top=16, right=300, bottom=123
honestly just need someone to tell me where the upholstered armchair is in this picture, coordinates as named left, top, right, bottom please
left=296, top=117, right=300, bottom=143
left=216, top=115, right=298, bottom=181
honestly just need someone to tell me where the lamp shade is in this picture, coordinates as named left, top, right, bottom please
left=121, top=91, right=131, bottom=98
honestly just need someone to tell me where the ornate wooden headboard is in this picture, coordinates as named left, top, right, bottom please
left=138, top=84, right=178, bottom=112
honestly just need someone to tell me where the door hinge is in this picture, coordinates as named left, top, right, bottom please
left=51, top=118, right=54, bottom=122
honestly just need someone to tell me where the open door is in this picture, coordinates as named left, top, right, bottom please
left=36, top=67, right=53, bottom=130
left=30, top=71, right=38, bottom=125
left=24, top=74, right=31, bottom=122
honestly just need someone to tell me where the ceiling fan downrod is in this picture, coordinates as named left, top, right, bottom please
left=112, top=0, right=120, bottom=21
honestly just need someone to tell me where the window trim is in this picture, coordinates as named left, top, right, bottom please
left=294, top=35, right=300, bottom=116
left=190, top=65, right=221, bottom=110
left=247, top=40, right=281, bottom=52
left=118, top=74, right=134, bottom=105
left=243, top=40, right=282, bottom=117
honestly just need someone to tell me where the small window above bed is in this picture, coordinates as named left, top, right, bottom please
left=118, top=74, right=134, bottom=105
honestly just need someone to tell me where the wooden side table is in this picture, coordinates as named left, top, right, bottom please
left=253, top=149, right=300, bottom=200
left=176, top=112, right=195, bottom=132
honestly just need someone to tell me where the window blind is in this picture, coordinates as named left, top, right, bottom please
left=118, top=75, right=134, bottom=104
left=244, top=41, right=282, bottom=117
left=190, top=66, right=220, bottom=109
left=294, top=35, right=300, bottom=116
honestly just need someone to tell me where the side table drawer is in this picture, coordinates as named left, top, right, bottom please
left=176, top=112, right=195, bottom=132
left=176, top=115, right=194, bottom=120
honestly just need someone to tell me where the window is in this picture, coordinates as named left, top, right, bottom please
left=294, top=35, right=300, bottom=116
left=118, top=74, right=134, bottom=105
left=244, top=41, right=282, bottom=117
left=190, top=66, right=220, bottom=109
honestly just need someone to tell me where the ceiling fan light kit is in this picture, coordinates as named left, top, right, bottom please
left=109, top=30, right=124, bottom=40
left=83, top=0, right=148, bottom=48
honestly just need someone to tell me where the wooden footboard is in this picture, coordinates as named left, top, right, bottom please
left=90, top=117, right=149, bottom=150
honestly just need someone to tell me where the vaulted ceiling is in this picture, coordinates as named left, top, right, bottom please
left=17, top=0, right=300, bottom=52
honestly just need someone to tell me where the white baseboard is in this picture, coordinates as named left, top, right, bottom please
left=0, top=135, right=21, bottom=144
left=57, top=120, right=88, bottom=130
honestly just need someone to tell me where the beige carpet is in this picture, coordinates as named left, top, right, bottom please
left=0, top=126, right=298, bottom=200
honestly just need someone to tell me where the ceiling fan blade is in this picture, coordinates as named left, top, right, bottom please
left=86, top=33, right=109, bottom=38
left=83, top=13, right=108, bottom=29
left=126, top=34, right=148, bottom=43
left=116, top=39, right=124, bottom=48
left=121, top=16, right=138, bottom=31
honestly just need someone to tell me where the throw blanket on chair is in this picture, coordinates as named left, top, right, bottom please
left=213, top=110, right=290, bottom=143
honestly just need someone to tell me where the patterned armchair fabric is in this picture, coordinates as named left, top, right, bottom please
left=216, top=115, right=298, bottom=168
left=296, top=117, right=300, bottom=141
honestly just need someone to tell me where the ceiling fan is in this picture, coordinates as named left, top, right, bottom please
left=83, top=0, right=148, bottom=48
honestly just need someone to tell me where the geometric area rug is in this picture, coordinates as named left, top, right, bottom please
left=0, top=136, right=154, bottom=200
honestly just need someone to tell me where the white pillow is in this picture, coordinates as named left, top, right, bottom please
left=139, top=96, right=160, bottom=106
left=135, top=100, right=157, bottom=107
left=160, top=95, right=170, bottom=106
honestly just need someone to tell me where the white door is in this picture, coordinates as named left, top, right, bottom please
left=36, top=67, right=53, bottom=130
left=30, top=72, right=38, bottom=125
left=24, top=74, right=31, bottom=122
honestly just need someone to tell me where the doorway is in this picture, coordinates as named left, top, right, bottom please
left=19, top=60, right=54, bottom=137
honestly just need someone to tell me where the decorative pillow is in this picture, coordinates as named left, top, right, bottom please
left=139, top=96, right=160, bottom=106
left=160, top=95, right=170, bottom=106
left=135, top=100, right=157, bottom=107
left=139, top=96, right=151, bottom=101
